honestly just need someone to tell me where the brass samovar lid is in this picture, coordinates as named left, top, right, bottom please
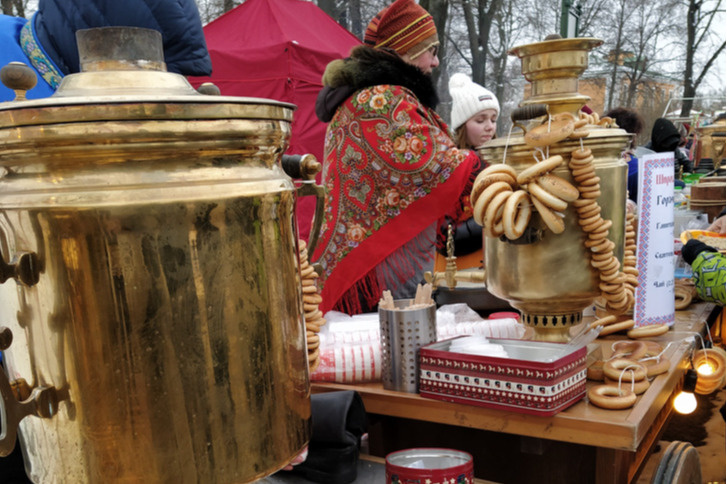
left=508, top=36, right=603, bottom=116
left=0, top=27, right=294, bottom=128
left=482, top=36, right=629, bottom=154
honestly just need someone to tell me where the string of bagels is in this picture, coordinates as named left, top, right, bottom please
left=469, top=110, right=679, bottom=410
left=470, top=110, right=639, bottom=319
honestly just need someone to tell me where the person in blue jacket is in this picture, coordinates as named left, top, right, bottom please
left=0, top=0, right=212, bottom=102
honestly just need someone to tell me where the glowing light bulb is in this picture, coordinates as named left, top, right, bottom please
left=697, top=362, right=715, bottom=376
left=673, top=391, right=697, bottom=414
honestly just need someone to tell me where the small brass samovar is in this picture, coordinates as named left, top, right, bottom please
left=0, top=28, right=313, bottom=483
left=479, top=37, right=630, bottom=342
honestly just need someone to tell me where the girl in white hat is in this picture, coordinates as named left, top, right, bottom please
left=434, top=74, right=501, bottom=272
left=449, top=73, right=500, bottom=149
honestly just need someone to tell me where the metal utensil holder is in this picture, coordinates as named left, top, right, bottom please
left=379, top=299, right=437, bottom=393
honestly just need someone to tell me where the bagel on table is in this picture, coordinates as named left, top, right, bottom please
left=588, top=384, right=637, bottom=410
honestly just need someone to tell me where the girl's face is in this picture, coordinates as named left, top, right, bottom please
left=464, top=109, right=498, bottom=147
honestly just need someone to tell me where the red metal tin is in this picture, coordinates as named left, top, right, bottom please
left=385, top=448, right=474, bottom=484
left=419, top=337, right=587, bottom=416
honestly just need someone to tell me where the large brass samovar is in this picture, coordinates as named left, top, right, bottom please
left=0, top=28, right=311, bottom=483
left=480, top=37, right=630, bottom=342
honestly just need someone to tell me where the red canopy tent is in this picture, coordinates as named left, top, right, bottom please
left=189, top=0, right=361, bottom=241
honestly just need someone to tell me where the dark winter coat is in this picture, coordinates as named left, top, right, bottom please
left=34, top=0, right=211, bottom=76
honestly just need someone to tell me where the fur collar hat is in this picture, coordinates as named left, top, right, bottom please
left=315, top=45, right=438, bottom=122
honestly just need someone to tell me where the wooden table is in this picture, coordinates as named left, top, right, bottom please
left=312, top=303, right=718, bottom=484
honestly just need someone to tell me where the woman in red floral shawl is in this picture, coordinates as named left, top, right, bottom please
left=311, top=0, right=480, bottom=315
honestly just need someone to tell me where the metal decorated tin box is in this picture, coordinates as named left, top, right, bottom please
left=419, top=337, right=587, bottom=416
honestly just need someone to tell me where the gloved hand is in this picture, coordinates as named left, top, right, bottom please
left=682, top=238, right=719, bottom=265
left=438, top=217, right=483, bottom=257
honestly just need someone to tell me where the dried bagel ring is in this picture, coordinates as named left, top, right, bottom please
left=604, top=376, right=650, bottom=395
left=516, top=155, right=564, bottom=185
left=600, top=269, right=624, bottom=284
left=604, top=358, right=647, bottom=381
left=524, top=118, right=575, bottom=148
left=492, top=218, right=505, bottom=237
left=643, top=341, right=664, bottom=356
left=588, top=385, right=637, bottom=410
left=577, top=203, right=601, bottom=218
left=569, top=156, right=595, bottom=168
left=589, top=314, right=618, bottom=330
left=473, top=181, right=512, bottom=226
left=573, top=175, right=598, bottom=186
left=580, top=189, right=602, bottom=200
left=639, top=355, right=670, bottom=377
left=483, top=190, right=512, bottom=238
left=571, top=147, right=593, bottom=159
left=536, top=174, right=580, bottom=202
left=674, top=286, right=692, bottom=310
left=568, top=129, right=590, bottom=139
left=528, top=181, right=569, bottom=212
left=530, top=194, right=565, bottom=234
left=573, top=118, right=588, bottom=129
left=627, top=323, right=669, bottom=339
left=478, top=163, right=519, bottom=179
left=598, top=319, right=635, bottom=336
left=570, top=164, right=596, bottom=178
left=591, top=250, right=614, bottom=262
left=600, top=281, right=624, bottom=294
left=598, top=116, right=614, bottom=126
left=572, top=198, right=596, bottom=208
left=578, top=175, right=601, bottom=187
left=611, top=340, right=648, bottom=360
left=624, top=274, right=639, bottom=287
left=579, top=212, right=603, bottom=229
left=579, top=183, right=602, bottom=194
left=471, top=174, right=516, bottom=202
left=502, top=190, right=532, bottom=240
left=471, top=165, right=518, bottom=199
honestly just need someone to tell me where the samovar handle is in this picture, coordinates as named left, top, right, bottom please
left=281, top=154, right=325, bottom=262
left=510, top=103, right=549, bottom=133
left=0, top=327, right=59, bottom=457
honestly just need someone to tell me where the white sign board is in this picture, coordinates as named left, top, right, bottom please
left=634, top=153, right=675, bottom=326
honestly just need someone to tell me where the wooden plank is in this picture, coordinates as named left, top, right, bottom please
left=595, top=447, right=633, bottom=484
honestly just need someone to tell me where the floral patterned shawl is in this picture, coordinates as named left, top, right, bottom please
left=311, top=82, right=478, bottom=314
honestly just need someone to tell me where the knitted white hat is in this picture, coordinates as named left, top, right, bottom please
left=449, top=73, right=500, bottom=131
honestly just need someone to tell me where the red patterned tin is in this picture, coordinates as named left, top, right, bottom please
left=419, top=337, right=587, bottom=416
left=385, top=448, right=474, bottom=484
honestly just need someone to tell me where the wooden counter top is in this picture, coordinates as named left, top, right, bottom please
left=312, top=303, right=716, bottom=453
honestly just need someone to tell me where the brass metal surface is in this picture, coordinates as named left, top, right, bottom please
left=0, top=27, right=310, bottom=483
left=480, top=37, right=628, bottom=342
left=508, top=37, right=603, bottom=117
